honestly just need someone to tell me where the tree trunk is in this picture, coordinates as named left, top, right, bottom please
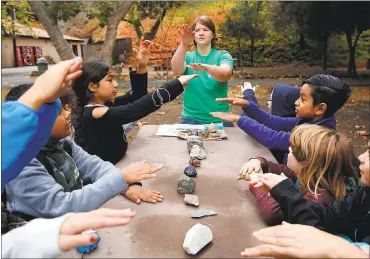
left=237, top=39, right=243, bottom=75
left=28, top=1, right=75, bottom=61
left=345, top=30, right=361, bottom=77
left=145, top=6, right=168, bottom=40
left=250, top=39, right=255, bottom=67
left=299, top=31, right=306, bottom=50
left=323, top=33, right=329, bottom=71
left=101, top=2, right=133, bottom=64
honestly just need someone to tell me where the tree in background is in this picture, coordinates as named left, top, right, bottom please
left=332, top=2, right=370, bottom=76
left=221, top=2, right=267, bottom=68
left=28, top=1, right=84, bottom=60
left=28, top=1, right=132, bottom=63
left=1, top=1, right=35, bottom=35
left=114, top=1, right=182, bottom=40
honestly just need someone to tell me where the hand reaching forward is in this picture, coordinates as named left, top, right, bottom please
left=59, top=208, right=135, bottom=251
left=241, top=222, right=369, bottom=258
left=178, top=74, right=199, bottom=87
left=210, top=112, right=240, bottom=123
left=125, top=185, right=163, bottom=204
left=249, top=173, right=288, bottom=192
left=238, top=159, right=263, bottom=181
left=216, top=97, right=249, bottom=108
left=121, top=160, right=163, bottom=184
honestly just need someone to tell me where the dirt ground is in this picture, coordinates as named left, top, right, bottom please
left=2, top=86, right=369, bottom=156
left=125, top=86, right=370, bottom=156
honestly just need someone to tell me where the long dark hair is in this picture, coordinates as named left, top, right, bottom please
left=71, top=60, right=111, bottom=146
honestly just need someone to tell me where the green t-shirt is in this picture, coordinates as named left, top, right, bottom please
left=182, top=48, right=233, bottom=124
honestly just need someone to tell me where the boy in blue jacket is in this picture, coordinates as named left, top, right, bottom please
left=4, top=85, right=164, bottom=219
left=210, top=74, right=350, bottom=164
left=1, top=58, right=83, bottom=191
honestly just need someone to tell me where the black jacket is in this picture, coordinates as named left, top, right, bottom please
left=80, top=72, right=183, bottom=164
left=270, top=179, right=370, bottom=244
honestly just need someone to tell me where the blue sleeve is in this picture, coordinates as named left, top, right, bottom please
left=242, top=102, right=299, bottom=132
left=1, top=101, right=60, bottom=191
left=237, top=115, right=291, bottom=151
left=243, top=89, right=259, bottom=107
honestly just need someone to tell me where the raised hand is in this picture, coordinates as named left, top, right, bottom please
left=125, top=185, right=163, bottom=204
left=121, top=160, right=163, bottom=184
left=59, top=208, right=135, bottom=251
left=19, top=57, right=83, bottom=110
left=135, top=37, right=152, bottom=67
left=238, top=159, right=263, bottom=181
left=177, top=74, right=199, bottom=87
left=216, top=97, right=249, bottom=108
left=209, top=112, right=240, bottom=123
left=178, top=24, right=195, bottom=47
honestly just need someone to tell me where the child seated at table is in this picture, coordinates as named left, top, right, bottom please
left=4, top=85, right=165, bottom=220
left=211, top=74, right=350, bottom=164
left=71, top=38, right=197, bottom=164
left=248, top=139, right=370, bottom=247
left=238, top=124, right=359, bottom=226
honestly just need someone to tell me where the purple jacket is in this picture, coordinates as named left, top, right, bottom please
left=237, top=102, right=336, bottom=162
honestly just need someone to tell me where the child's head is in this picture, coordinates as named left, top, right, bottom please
left=71, top=60, right=117, bottom=144
left=192, top=15, right=216, bottom=48
left=5, top=84, right=33, bottom=101
left=60, top=86, right=76, bottom=112
left=289, top=124, right=357, bottom=199
left=295, top=74, right=351, bottom=120
left=5, top=84, right=71, bottom=140
left=71, top=60, right=118, bottom=105
left=358, top=141, right=370, bottom=186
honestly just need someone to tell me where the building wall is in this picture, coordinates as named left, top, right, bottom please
left=1, top=37, right=82, bottom=68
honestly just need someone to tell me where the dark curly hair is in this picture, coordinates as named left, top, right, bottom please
left=71, top=60, right=111, bottom=146
left=303, top=74, right=351, bottom=118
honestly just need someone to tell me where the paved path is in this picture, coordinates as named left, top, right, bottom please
left=2, top=66, right=370, bottom=88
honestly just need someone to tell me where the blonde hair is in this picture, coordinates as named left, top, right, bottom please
left=290, top=124, right=356, bottom=199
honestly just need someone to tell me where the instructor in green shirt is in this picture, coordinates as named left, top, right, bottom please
left=171, top=15, right=234, bottom=126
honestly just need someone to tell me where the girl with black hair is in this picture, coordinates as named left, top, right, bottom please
left=71, top=39, right=197, bottom=165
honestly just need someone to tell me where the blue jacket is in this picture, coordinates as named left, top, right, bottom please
left=1, top=100, right=61, bottom=191
left=237, top=102, right=337, bottom=163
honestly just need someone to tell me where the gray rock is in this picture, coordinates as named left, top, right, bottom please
left=187, top=136, right=203, bottom=153
left=183, top=223, right=213, bottom=255
left=184, top=194, right=199, bottom=207
left=190, top=145, right=207, bottom=160
left=191, top=209, right=217, bottom=218
left=177, top=175, right=196, bottom=194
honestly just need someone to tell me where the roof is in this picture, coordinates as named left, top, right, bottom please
left=4, top=22, right=85, bottom=42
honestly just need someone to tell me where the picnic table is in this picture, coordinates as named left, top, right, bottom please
left=63, top=125, right=277, bottom=258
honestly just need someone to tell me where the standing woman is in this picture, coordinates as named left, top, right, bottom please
left=171, top=15, right=234, bottom=126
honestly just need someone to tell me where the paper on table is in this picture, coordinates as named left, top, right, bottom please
left=155, top=124, right=205, bottom=137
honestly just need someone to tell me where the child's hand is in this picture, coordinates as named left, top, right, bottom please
left=186, top=63, right=210, bottom=71
left=178, top=74, right=198, bottom=87
left=19, top=57, right=83, bottom=111
left=238, top=159, right=262, bottom=181
left=59, top=208, right=135, bottom=251
left=216, top=97, right=249, bottom=108
left=125, top=185, right=163, bottom=204
left=178, top=24, right=195, bottom=47
left=121, top=160, right=163, bottom=184
left=135, top=38, right=152, bottom=67
left=249, top=173, right=287, bottom=191
left=209, top=112, right=240, bottom=123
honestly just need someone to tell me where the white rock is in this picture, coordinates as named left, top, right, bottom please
left=183, top=223, right=213, bottom=255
